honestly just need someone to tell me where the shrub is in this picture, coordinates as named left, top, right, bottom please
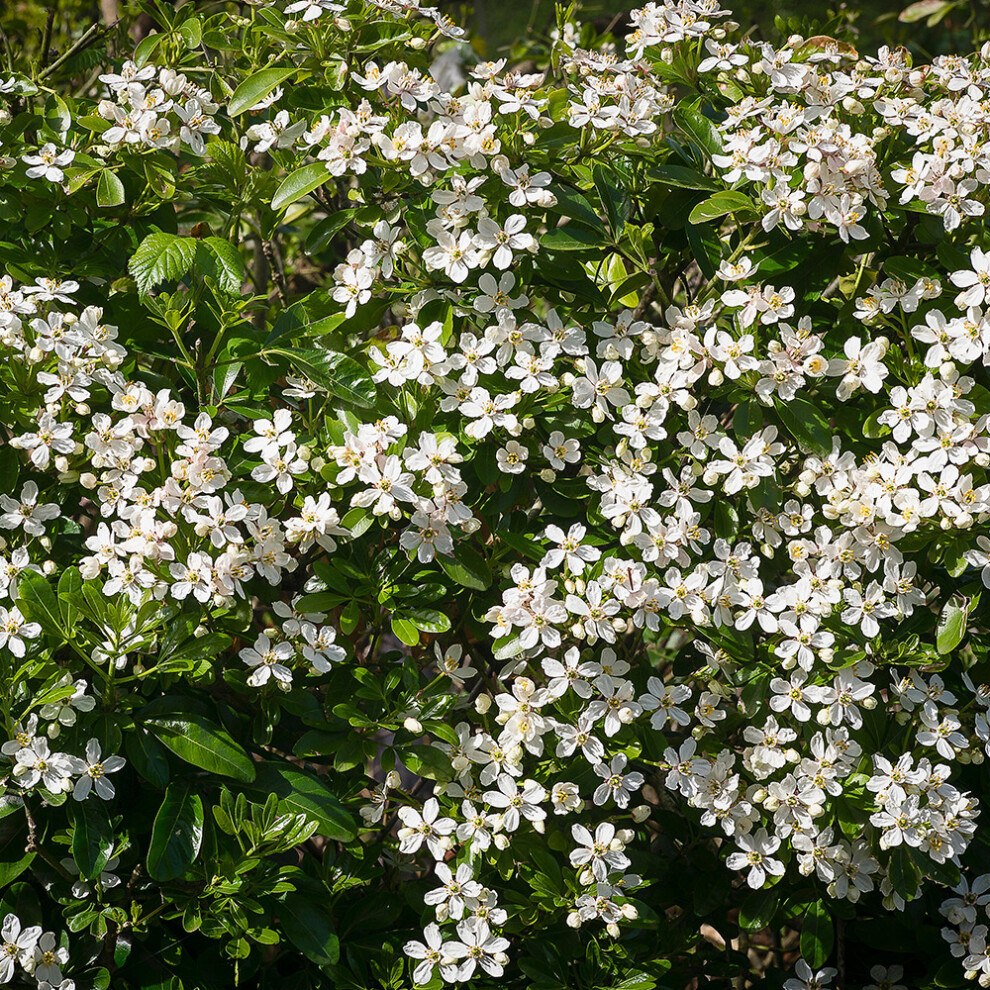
left=1, top=1, right=990, bottom=988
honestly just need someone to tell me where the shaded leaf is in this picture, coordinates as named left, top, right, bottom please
left=147, top=783, right=204, bottom=881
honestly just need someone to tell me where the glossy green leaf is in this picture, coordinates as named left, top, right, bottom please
left=438, top=544, right=492, bottom=590
left=272, top=162, right=329, bottom=212
left=267, top=347, right=375, bottom=407
left=96, top=169, right=125, bottom=207
left=244, top=762, right=356, bottom=841
left=672, top=104, right=724, bottom=158
left=279, top=892, right=340, bottom=965
left=799, top=900, right=834, bottom=968
left=143, top=709, right=256, bottom=782
left=72, top=800, right=114, bottom=880
left=688, top=190, right=754, bottom=224
left=228, top=67, right=298, bottom=115
left=936, top=598, right=968, bottom=655
left=147, top=784, right=204, bottom=881
left=129, top=233, right=197, bottom=295
left=16, top=571, right=62, bottom=637
left=648, top=164, right=720, bottom=191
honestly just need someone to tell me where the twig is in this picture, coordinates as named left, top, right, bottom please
left=262, top=239, right=287, bottom=304
left=39, top=8, right=56, bottom=71
left=41, top=20, right=114, bottom=80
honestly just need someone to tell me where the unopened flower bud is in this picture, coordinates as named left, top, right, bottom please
left=631, top=804, right=651, bottom=823
left=566, top=911, right=581, bottom=928
left=620, top=903, right=638, bottom=920
left=403, top=717, right=423, bottom=734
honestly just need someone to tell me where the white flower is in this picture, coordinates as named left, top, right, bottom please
left=403, top=923, right=460, bottom=985
left=71, top=738, right=126, bottom=801
left=725, top=827, right=784, bottom=889
left=444, top=918, right=510, bottom=980
left=239, top=634, right=294, bottom=687
left=22, top=144, right=75, bottom=183
left=496, top=440, right=528, bottom=474
left=569, top=821, right=630, bottom=881
left=592, top=754, right=644, bottom=809
left=0, top=607, right=41, bottom=658
left=0, top=482, right=60, bottom=537
left=783, top=958, right=837, bottom=990
left=397, top=798, right=456, bottom=858
left=0, top=913, right=41, bottom=983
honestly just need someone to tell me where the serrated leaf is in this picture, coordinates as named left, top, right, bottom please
left=129, top=233, right=197, bottom=295
left=272, top=162, right=329, bottom=212
left=147, top=784, right=204, bottom=881
left=228, top=67, right=297, bottom=115
left=194, top=237, right=245, bottom=295
left=96, top=169, right=125, bottom=207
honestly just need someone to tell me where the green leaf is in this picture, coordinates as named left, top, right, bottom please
left=405, top=608, right=451, bottom=633
left=72, top=800, right=114, bottom=880
left=267, top=347, right=375, bottom=408
left=438, top=544, right=492, bottom=591
left=272, top=162, right=329, bottom=212
left=279, top=892, right=340, bottom=965
left=739, top=886, right=779, bottom=931
left=547, top=185, right=607, bottom=234
left=125, top=728, right=170, bottom=789
left=244, top=762, right=356, bottom=841
left=134, top=31, right=166, bottom=67
left=898, top=0, right=955, bottom=23
left=16, top=571, right=62, bottom=637
left=540, top=225, right=602, bottom=252
left=178, top=17, right=202, bottom=49
left=265, top=297, right=346, bottom=346
left=400, top=744, right=453, bottom=782
left=95, top=169, right=125, bottom=208
left=228, top=67, right=298, bottom=115
left=143, top=707, right=256, bottom=782
left=194, top=237, right=246, bottom=295
left=129, top=233, right=197, bottom=295
left=147, top=783, right=204, bottom=881
left=936, top=597, right=968, bottom=655
left=390, top=615, right=420, bottom=647
left=775, top=396, right=833, bottom=454
left=593, top=164, right=631, bottom=235
left=688, top=191, right=754, bottom=224
left=799, top=900, right=834, bottom=968
left=648, top=164, right=720, bottom=191
left=57, top=567, right=84, bottom=629
left=672, top=104, right=724, bottom=158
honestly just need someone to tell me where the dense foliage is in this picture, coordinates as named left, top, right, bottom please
left=2, top=0, right=990, bottom=988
